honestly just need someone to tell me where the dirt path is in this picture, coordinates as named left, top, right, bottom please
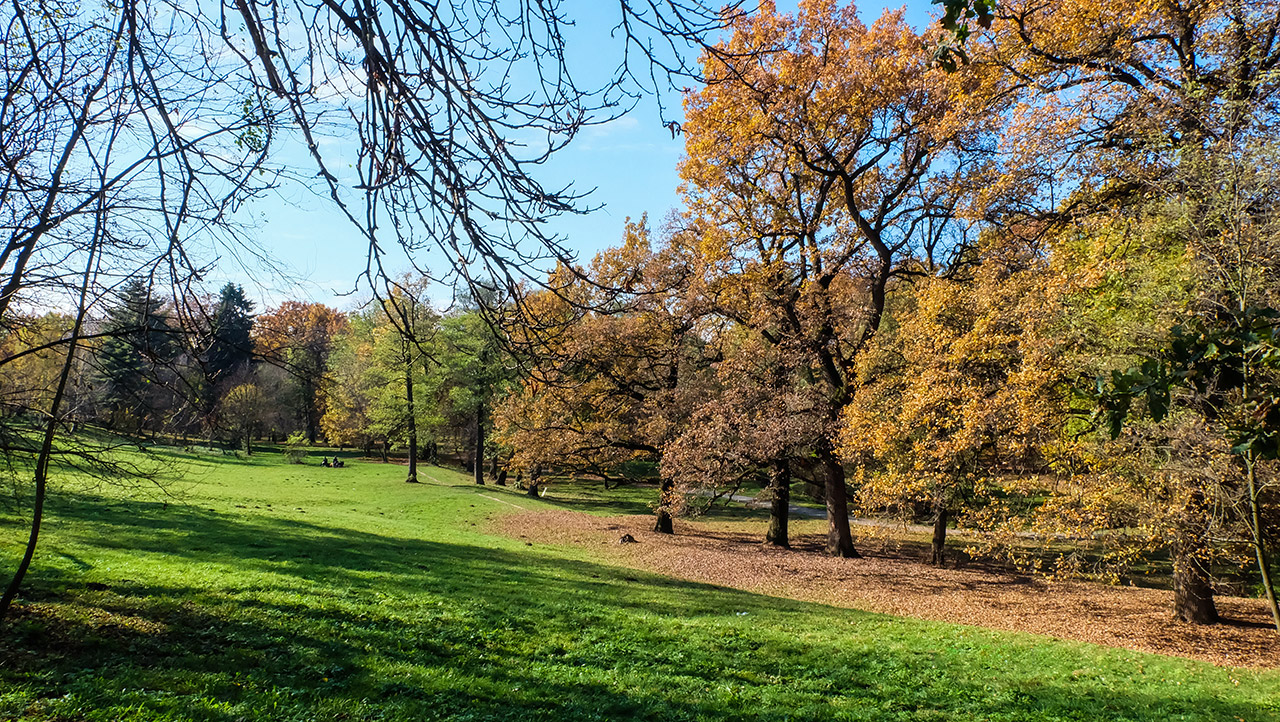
left=498, top=509, right=1280, bottom=669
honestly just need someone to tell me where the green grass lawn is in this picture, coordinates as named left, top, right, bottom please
left=0, top=450, right=1277, bottom=721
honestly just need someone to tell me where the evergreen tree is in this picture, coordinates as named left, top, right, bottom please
left=95, top=279, right=179, bottom=432
left=207, top=283, right=255, bottom=386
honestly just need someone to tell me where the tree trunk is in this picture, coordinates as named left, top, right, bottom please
left=654, top=478, right=675, bottom=534
left=526, top=466, right=541, bottom=497
left=305, top=380, right=319, bottom=444
left=1173, top=538, right=1218, bottom=624
left=473, top=404, right=485, bottom=485
left=488, top=452, right=499, bottom=483
left=1, top=397, right=54, bottom=625
left=818, top=444, right=858, bottom=557
left=243, top=431, right=252, bottom=456
left=765, top=460, right=790, bottom=548
left=1173, top=489, right=1218, bottom=624
left=381, top=439, right=389, bottom=463
left=496, top=467, right=508, bottom=486
left=1244, top=455, right=1280, bottom=630
left=404, top=364, right=418, bottom=483
left=930, top=501, right=949, bottom=567
left=1, top=242, right=93, bottom=624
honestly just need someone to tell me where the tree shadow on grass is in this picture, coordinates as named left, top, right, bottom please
left=1, top=493, right=1276, bottom=722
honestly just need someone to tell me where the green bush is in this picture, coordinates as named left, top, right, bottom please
left=283, top=432, right=309, bottom=464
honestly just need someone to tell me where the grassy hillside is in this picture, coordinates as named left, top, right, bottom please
left=0, top=450, right=1277, bottom=721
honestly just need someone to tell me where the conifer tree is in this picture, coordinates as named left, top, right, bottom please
left=95, top=279, right=178, bottom=433
left=207, top=283, right=255, bottom=387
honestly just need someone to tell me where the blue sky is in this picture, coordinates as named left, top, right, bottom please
left=223, top=1, right=937, bottom=311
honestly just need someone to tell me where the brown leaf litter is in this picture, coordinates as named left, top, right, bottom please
left=498, top=509, right=1280, bottom=669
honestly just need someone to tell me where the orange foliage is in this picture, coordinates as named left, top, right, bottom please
left=495, top=218, right=716, bottom=484
left=675, top=0, right=1002, bottom=555
left=840, top=244, right=1073, bottom=530
left=256, top=301, right=348, bottom=442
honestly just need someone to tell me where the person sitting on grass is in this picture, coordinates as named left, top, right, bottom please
left=321, top=457, right=331, bottom=467
left=333, top=458, right=344, bottom=468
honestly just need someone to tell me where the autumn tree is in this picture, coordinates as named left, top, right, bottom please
left=220, top=383, right=265, bottom=455
left=1087, top=136, right=1280, bottom=628
left=322, top=314, right=381, bottom=456
left=841, top=246, right=1071, bottom=566
left=0, top=314, right=78, bottom=420
left=256, top=302, right=348, bottom=443
left=662, top=332, right=823, bottom=547
left=961, top=5, right=1280, bottom=624
left=969, top=0, right=1280, bottom=235
left=497, top=218, right=716, bottom=532
left=677, top=0, right=995, bottom=556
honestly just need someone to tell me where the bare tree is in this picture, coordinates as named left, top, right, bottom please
left=216, top=0, right=747, bottom=300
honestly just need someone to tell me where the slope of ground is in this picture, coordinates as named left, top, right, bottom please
left=0, top=451, right=1276, bottom=721
left=498, top=508, right=1279, bottom=669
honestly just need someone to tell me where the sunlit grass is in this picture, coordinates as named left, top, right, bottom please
left=0, top=449, right=1276, bottom=721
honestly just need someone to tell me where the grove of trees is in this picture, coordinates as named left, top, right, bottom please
left=496, top=0, right=1280, bottom=630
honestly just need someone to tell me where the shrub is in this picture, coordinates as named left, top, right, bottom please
left=284, top=432, right=310, bottom=464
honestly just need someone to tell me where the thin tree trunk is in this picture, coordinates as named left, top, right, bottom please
left=654, top=478, right=674, bottom=534
left=381, top=438, right=389, bottom=463
left=1240, top=343, right=1278, bottom=630
left=1245, top=455, right=1280, bottom=630
left=0, top=392, right=57, bottom=624
left=930, top=500, right=949, bottom=567
left=765, top=460, right=790, bottom=548
left=818, top=444, right=858, bottom=557
left=404, top=361, right=418, bottom=483
left=0, top=235, right=96, bottom=624
left=526, top=466, right=541, bottom=497
left=473, top=403, right=484, bottom=485
left=305, top=379, right=319, bottom=444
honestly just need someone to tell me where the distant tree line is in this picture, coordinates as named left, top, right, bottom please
left=0, top=279, right=509, bottom=475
